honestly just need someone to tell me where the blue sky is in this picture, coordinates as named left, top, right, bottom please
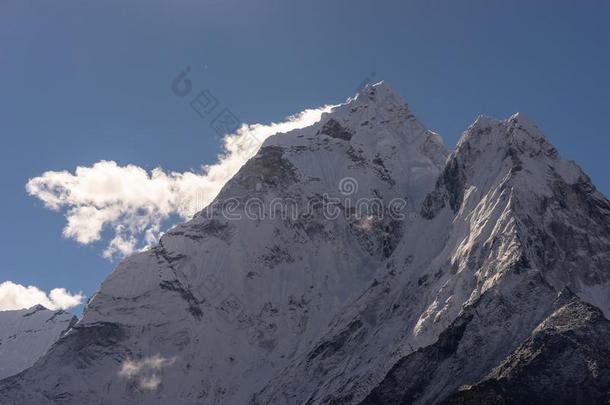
left=1, top=0, right=609, bottom=313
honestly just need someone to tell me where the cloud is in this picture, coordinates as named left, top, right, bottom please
left=26, top=106, right=334, bottom=260
left=118, top=355, right=177, bottom=391
left=0, top=281, right=84, bottom=311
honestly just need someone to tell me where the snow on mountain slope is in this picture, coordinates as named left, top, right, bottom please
left=1, top=82, right=609, bottom=405
left=0, top=305, right=77, bottom=380
left=440, top=296, right=610, bottom=405
left=0, top=82, right=448, bottom=404
left=358, top=289, right=610, bottom=405
left=255, top=111, right=610, bottom=404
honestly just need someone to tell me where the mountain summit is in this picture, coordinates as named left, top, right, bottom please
left=1, top=82, right=609, bottom=404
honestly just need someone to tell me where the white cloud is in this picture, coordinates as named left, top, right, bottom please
left=26, top=106, right=334, bottom=260
left=118, top=355, right=177, bottom=391
left=0, top=281, right=84, bottom=311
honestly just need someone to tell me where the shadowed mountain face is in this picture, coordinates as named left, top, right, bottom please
left=0, top=305, right=77, bottom=380
left=360, top=294, right=610, bottom=405
left=1, top=83, right=609, bottom=404
left=439, top=298, right=610, bottom=405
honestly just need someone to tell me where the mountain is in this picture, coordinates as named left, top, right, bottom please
left=1, top=82, right=608, bottom=404
left=256, top=102, right=610, bottom=405
left=0, top=305, right=77, bottom=380
left=439, top=296, right=610, bottom=405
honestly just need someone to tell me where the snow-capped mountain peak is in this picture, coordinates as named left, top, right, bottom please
left=1, top=83, right=609, bottom=405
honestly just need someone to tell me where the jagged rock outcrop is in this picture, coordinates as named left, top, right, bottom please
left=441, top=298, right=610, bottom=405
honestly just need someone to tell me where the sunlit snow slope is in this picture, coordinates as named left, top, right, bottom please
left=1, top=82, right=608, bottom=405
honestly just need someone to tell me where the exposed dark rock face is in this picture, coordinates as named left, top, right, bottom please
left=519, top=173, right=610, bottom=289
left=307, top=319, right=364, bottom=362
left=320, top=118, right=353, bottom=141
left=441, top=300, right=610, bottom=405
left=421, top=155, right=465, bottom=219
left=359, top=312, right=473, bottom=405
left=356, top=288, right=610, bottom=405
left=159, top=279, right=204, bottom=319
left=170, top=219, right=233, bottom=242
left=237, top=145, right=300, bottom=189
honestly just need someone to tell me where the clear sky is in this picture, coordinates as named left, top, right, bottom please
left=1, top=0, right=609, bottom=313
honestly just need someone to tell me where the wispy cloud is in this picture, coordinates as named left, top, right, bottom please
left=0, top=281, right=84, bottom=311
left=26, top=106, right=334, bottom=260
left=118, top=354, right=177, bottom=391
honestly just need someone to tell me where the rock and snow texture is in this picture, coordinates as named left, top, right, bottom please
left=255, top=100, right=610, bottom=405
left=440, top=296, right=610, bottom=405
left=0, top=82, right=609, bottom=404
left=0, top=305, right=77, bottom=380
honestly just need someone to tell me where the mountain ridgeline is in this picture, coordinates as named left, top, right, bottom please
left=1, top=82, right=608, bottom=404
left=0, top=306, right=77, bottom=381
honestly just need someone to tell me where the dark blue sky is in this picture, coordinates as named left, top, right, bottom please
left=1, top=0, right=609, bottom=312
